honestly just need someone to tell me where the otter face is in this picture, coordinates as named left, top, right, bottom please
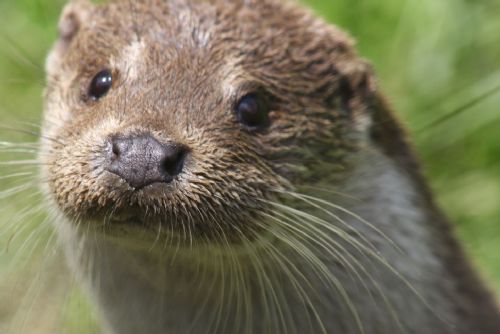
left=42, top=0, right=374, bottom=242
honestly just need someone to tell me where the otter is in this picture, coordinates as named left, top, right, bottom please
left=40, top=0, right=500, bottom=333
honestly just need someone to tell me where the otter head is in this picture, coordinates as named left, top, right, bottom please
left=42, top=0, right=376, bottom=245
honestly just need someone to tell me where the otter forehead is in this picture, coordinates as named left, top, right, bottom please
left=53, top=0, right=359, bottom=97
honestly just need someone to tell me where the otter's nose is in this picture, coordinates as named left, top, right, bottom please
left=106, top=134, right=187, bottom=189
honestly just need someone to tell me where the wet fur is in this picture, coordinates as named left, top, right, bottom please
left=41, top=0, right=500, bottom=333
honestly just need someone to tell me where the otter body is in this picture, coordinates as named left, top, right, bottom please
left=41, top=0, right=500, bottom=333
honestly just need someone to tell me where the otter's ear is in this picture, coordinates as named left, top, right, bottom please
left=340, top=60, right=377, bottom=106
left=58, top=0, right=93, bottom=46
left=46, top=0, right=93, bottom=75
left=337, top=59, right=377, bottom=129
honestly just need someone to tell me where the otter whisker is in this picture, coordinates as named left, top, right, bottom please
left=169, top=209, right=183, bottom=265
left=272, top=231, right=363, bottom=334
left=267, top=208, right=407, bottom=333
left=39, top=214, right=59, bottom=257
left=279, top=192, right=382, bottom=258
left=269, top=200, right=444, bottom=325
left=186, top=209, right=195, bottom=251
left=215, top=223, right=248, bottom=334
left=0, top=186, right=42, bottom=213
left=0, top=160, right=44, bottom=166
left=255, top=226, right=330, bottom=334
left=267, top=209, right=372, bottom=296
left=279, top=190, right=403, bottom=254
left=258, top=246, right=299, bottom=334
left=209, top=247, right=229, bottom=334
left=0, top=141, right=40, bottom=148
left=7, top=120, right=44, bottom=131
left=0, top=126, right=63, bottom=145
left=267, top=199, right=394, bottom=270
left=148, top=217, right=163, bottom=252
left=263, top=199, right=378, bottom=266
left=101, top=202, right=118, bottom=230
left=260, top=213, right=364, bottom=334
left=234, top=229, right=254, bottom=334
left=0, top=125, right=38, bottom=140
left=14, top=237, right=66, bottom=334
left=242, top=232, right=289, bottom=334
left=295, top=184, right=362, bottom=201
left=10, top=215, right=51, bottom=269
left=0, top=182, right=38, bottom=200
left=2, top=204, right=46, bottom=257
left=185, top=250, right=220, bottom=334
left=224, top=233, right=243, bottom=333
left=186, top=209, right=246, bottom=332
left=0, top=172, right=35, bottom=181
left=0, top=148, right=38, bottom=154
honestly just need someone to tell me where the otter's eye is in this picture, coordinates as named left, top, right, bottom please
left=89, top=69, right=113, bottom=100
left=235, top=94, right=270, bottom=129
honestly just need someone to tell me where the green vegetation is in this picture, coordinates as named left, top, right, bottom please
left=0, top=0, right=499, bottom=332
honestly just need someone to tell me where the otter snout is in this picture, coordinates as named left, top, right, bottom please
left=106, top=134, right=188, bottom=189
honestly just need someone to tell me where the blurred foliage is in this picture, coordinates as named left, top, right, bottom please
left=0, top=0, right=499, bottom=333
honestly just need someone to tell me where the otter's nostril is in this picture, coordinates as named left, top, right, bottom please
left=111, top=141, right=121, bottom=159
left=161, top=148, right=187, bottom=177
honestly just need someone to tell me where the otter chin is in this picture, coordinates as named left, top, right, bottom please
left=40, top=0, right=500, bottom=333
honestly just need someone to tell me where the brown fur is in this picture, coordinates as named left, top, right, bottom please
left=41, top=0, right=500, bottom=333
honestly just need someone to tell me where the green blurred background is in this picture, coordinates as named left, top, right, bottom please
left=0, top=0, right=499, bottom=333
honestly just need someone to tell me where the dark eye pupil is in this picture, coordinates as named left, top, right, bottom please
left=236, top=94, right=269, bottom=128
left=89, top=69, right=113, bottom=100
